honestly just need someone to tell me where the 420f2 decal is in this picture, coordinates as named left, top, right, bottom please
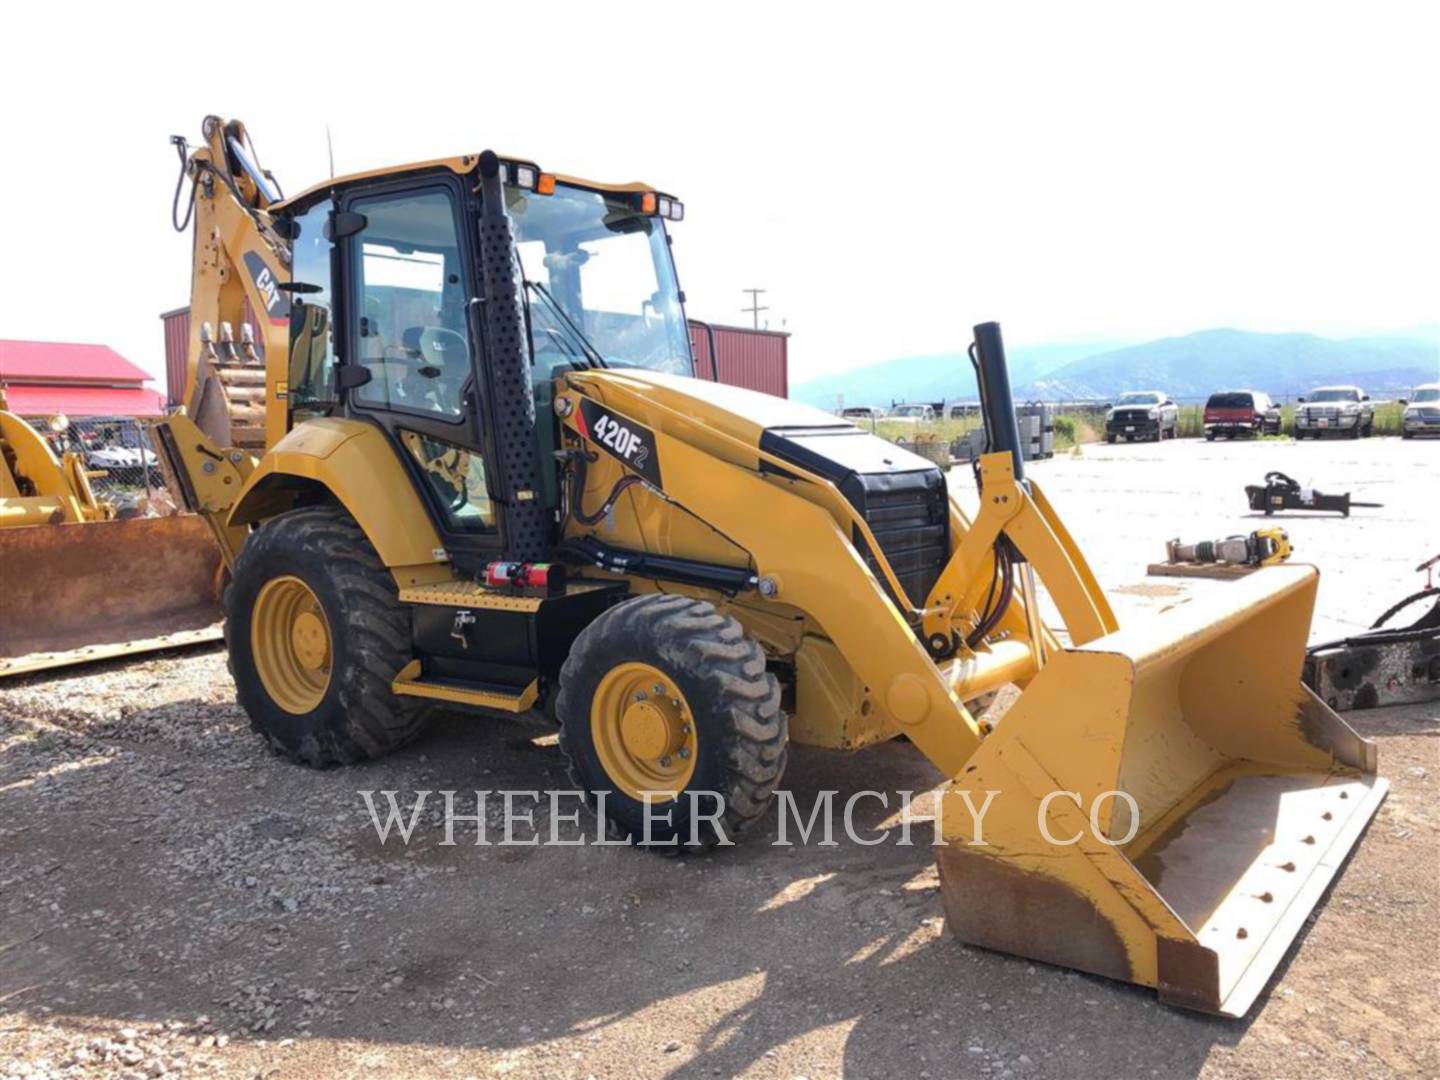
left=576, top=399, right=662, bottom=488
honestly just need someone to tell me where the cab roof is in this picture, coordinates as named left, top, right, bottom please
left=271, top=153, right=660, bottom=214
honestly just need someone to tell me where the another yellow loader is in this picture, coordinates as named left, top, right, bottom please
left=0, top=389, right=223, bottom=676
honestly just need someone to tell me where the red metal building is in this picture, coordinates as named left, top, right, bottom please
left=688, top=321, right=789, bottom=398
left=160, top=309, right=788, bottom=403
left=0, top=340, right=165, bottom=418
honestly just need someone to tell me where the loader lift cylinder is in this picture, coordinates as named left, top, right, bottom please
left=476, top=150, right=550, bottom=563
left=973, top=320, right=1025, bottom=483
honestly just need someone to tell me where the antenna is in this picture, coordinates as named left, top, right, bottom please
left=326, top=124, right=335, bottom=178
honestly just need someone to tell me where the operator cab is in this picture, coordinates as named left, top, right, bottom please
left=274, top=156, right=692, bottom=574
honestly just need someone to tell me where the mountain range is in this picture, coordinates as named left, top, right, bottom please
left=793, top=326, right=1440, bottom=407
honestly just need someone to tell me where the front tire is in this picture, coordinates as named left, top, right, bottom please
left=226, top=507, right=429, bottom=766
left=557, top=594, right=787, bottom=847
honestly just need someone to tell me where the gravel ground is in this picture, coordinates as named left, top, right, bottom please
left=1, top=435, right=1435, bottom=1079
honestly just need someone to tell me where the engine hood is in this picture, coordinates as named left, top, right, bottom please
left=573, top=368, right=844, bottom=444
left=570, top=368, right=941, bottom=476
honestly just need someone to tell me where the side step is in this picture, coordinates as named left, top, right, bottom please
left=391, top=659, right=538, bottom=713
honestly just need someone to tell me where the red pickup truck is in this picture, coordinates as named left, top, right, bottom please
left=1204, top=390, right=1282, bottom=440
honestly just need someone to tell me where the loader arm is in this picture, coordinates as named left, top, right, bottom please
left=559, top=319, right=1383, bottom=1017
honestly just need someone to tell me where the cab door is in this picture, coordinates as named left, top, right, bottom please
left=336, top=175, right=503, bottom=572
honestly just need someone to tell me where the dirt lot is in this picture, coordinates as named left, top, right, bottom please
left=2, top=435, right=1436, bottom=1079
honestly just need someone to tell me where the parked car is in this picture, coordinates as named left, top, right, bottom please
left=887, top=403, right=936, bottom=424
left=1294, top=385, right=1373, bottom=439
left=1104, top=390, right=1179, bottom=443
left=840, top=405, right=886, bottom=427
left=1203, top=390, right=1281, bottom=440
left=1401, top=382, right=1440, bottom=439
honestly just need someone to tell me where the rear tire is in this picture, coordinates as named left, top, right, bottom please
left=226, top=506, right=429, bottom=766
left=557, top=594, right=787, bottom=847
left=1106, top=434, right=1116, bottom=444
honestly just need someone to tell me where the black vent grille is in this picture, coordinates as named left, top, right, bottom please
left=856, top=484, right=949, bottom=608
left=757, top=426, right=951, bottom=614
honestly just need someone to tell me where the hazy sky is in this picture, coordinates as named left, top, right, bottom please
left=2, top=2, right=1436, bottom=390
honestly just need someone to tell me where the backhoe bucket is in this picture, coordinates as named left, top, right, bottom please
left=0, top=515, right=224, bottom=678
left=937, top=564, right=1386, bottom=1016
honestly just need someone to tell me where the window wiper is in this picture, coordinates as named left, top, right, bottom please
left=523, top=280, right=607, bottom=370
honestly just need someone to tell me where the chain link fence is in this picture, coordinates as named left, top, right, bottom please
left=42, top=415, right=175, bottom=516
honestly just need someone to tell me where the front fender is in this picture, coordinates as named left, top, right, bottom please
left=228, top=418, right=445, bottom=570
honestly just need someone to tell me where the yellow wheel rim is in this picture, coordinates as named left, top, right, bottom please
left=590, top=661, right=697, bottom=802
left=251, top=575, right=333, bottom=715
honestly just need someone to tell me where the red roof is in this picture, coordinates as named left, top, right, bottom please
left=0, top=340, right=152, bottom=385
left=2, top=383, right=166, bottom=418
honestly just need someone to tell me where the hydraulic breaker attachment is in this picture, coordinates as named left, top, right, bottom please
left=935, top=564, right=1386, bottom=1016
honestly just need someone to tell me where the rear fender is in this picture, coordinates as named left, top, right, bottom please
left=229, top=419, right=447, bottom=574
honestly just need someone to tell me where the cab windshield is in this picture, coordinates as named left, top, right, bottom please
left=1411, top=388, right=1439, bottom=403
left=509, top=183, right=693, bottom=378
left=1117, top=392, right=1162, bottom=406
left=1308, top=389, right=1360, bottom=403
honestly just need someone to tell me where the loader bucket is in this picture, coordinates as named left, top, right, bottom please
left=0, top=514, right=224, bottom=678
left=936, top=564, right=1386, bottom=1016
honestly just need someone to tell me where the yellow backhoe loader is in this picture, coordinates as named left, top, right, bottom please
left=156, top=115, right=1386, bottom=1017
left=0, top=388, right=223, bottom=676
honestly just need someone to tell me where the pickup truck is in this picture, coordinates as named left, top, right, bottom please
left=1204, top=390, right=1281, bottom=440
left=1402, top=383, right=1440, bottom=439
left=1294, top=385, right=1373, bottom=439
left=1105, top=391, right=1179, bottom=442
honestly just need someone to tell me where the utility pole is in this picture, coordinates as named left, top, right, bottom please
left=741, top=288, right=769, bottom=330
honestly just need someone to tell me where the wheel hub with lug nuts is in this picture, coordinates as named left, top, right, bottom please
left=591, top=661, right=698, bottom=801
left=252, top=575, right=333, bottom=715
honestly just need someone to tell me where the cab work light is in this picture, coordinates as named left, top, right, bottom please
left=657, top=195, right=685, bottom=221
left=503, top=160, right=545, bottom=191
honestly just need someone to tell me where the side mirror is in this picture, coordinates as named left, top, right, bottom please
left=1101, top=403, right=1112, bottom=410
left=1361, top=394, right=1370, bottom=402
left=1296, top=397, right=1305, bottom=404
left=336, top=364, right=373, bottom=391
left=1399, top=398, right=1409, bottom=406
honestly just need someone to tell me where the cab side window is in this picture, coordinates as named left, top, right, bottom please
left=287, top=203, right=338, bottom=410
left=350, top=188, right=471, bottom=419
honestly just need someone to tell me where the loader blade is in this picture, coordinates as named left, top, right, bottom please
left=0, top=515, right=224, bottom=678
left=936, top=564, right=1386, bottom=1017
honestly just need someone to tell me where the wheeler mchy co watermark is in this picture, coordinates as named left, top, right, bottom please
left=359, top=787, right=1141, bottom=847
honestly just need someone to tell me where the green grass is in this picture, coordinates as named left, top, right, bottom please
left=868, top=412, right=1103, bottom=453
